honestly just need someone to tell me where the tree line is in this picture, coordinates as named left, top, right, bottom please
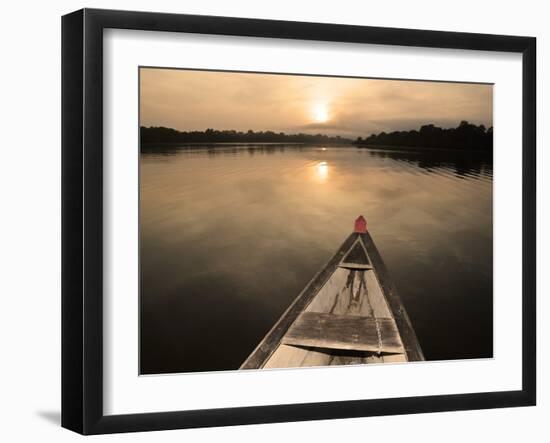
left=354, top=121, right=493, bottom=151
left=140, top=126, right=353, bottom=145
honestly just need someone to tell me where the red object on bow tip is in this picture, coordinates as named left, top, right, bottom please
left=354, top=215, right=367, bottom=233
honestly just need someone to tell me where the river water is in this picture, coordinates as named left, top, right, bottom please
left=140, top=145, right=493, bottom=374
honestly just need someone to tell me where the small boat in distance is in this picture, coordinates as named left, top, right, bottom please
left=241, top=216, right=424, bottom=369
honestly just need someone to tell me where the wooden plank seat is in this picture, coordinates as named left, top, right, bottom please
left=338, top=263, right=373, bottom=270
left=281, top=312, right=403, bottom=354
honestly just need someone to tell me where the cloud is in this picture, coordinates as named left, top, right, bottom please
left=140, top=68, right=493, bottom=138
left=294, top=122, right=352, bottom=131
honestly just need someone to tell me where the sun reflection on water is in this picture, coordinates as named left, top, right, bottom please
left=316, top=161, right=329, bottom=181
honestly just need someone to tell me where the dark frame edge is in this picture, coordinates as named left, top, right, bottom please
left=83, top=7, right=535, bottom=52
left=89, top=390, right=534, bottom=435
left=62, top=8, right=106, bottom=435
left=521, top=37, right=537, bottom=406
left=61, top=8, right=85, bottom=434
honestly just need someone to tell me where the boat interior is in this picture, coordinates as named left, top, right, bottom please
left=261, top=235, right=408, bottom=369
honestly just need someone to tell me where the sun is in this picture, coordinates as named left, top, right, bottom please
left=311, top=103, right=330, bottom=123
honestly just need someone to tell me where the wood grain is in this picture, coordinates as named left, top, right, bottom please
left=241, top=231, right=424, bottom=369
left=360, top=232, right=425, bottom=361
left=240, top=233, right=358, bottom=369
left=282, top=312, right=402, bottom=353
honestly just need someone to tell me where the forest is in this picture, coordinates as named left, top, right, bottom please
left=141, top=121, right=493, bottom=151
left=140, top=126, right=352, bottom=145
left=354, top=121, right=493, bottom=151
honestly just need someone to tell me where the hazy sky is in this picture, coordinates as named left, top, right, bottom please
left=140, top=68, right=493, bottom=138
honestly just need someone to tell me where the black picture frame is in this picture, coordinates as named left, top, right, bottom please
left=62, top=8, right=536, bottom=435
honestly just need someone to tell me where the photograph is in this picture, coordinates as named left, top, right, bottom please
left=139, top=67, right=494, bottom=375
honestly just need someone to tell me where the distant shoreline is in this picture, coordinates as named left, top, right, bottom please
left=356, top=144, right=493, bottom=153
left=140, top=126, right=353, bottom=145
left=353, top=121, right=492, bottom=152
left=141, top=141, right=348, bottom=147
left=140, top=122, right=492, bottom=152
left=140, top=141, right=492, bottom=153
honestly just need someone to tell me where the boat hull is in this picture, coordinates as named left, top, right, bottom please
left=241, top=231, right=424, bottom=369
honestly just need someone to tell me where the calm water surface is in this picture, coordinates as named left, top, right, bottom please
left=140, top=145, right=493, bottom=374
